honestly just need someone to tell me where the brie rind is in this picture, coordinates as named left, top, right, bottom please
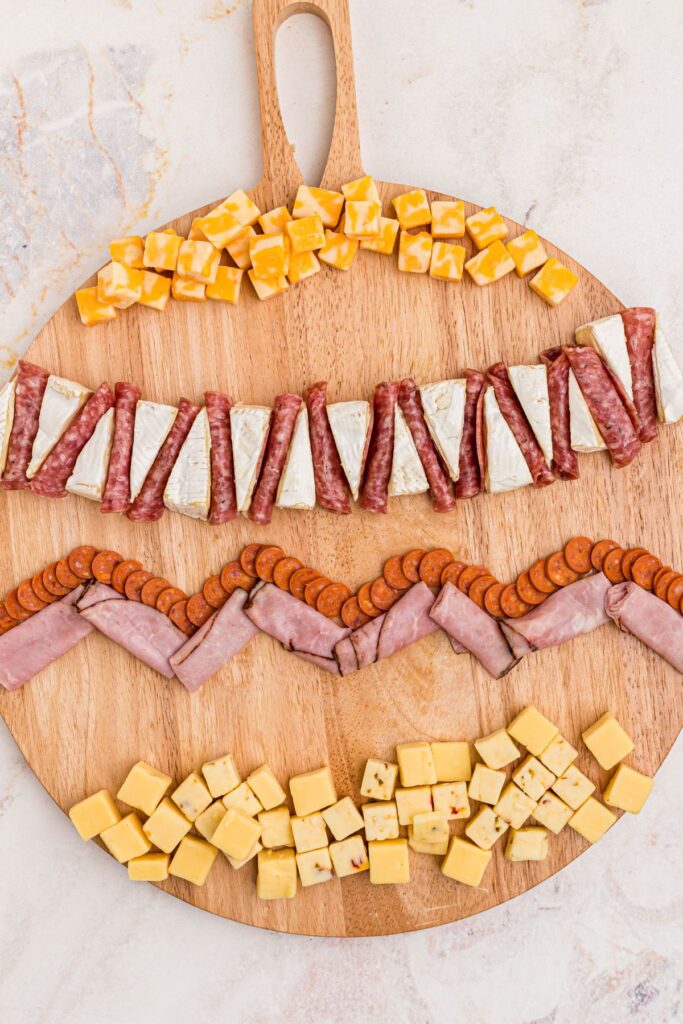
left=27, top=375, right=91, bottom=478
left=483, top=386, right=533, bottom=493
left=388, top=404, right=428, bottom=497
left=276, top=406, right=315, bottom=510
left=568, top=369, right=606, bottom=452
left=507, top=364, right=553, bottom=465
left=419, top=379, right=466, bottom=481
left=0, top=380, right=16, bottom=476
left=66, top=406, right=114, bottom=501
left=130, top=400, right=178, bottom=501
left=652, top=314, right=683, bottom=424
left=163, top=407, right=212, bottom=520
left=230, top=404, right=272, bottom=513
left=575, top=314, right=633, bottom=400
left=326, top=400, right=371, bottom=501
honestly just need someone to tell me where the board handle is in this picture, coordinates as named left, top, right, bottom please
left=252, top=0, right=364, bottom=204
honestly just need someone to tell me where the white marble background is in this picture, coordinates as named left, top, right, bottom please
left=0, top=0, right=682, bottom=1020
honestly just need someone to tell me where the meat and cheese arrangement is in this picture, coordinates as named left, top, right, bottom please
left=1, top=310, right=679, bottom=524
left=4, top=535, right=683, bottom=694
left=67, top=706, right=653, bottom=899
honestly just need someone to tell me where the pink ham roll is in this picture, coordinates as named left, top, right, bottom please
left=245, top=583, right=350, bottom=673
left=429, top=581, right=519, bottom=678
left=502, top=573, right=611, bottom=651
left=334, top=582, right=439, bottom=674
left=605, top=582, right=683, bottom=674
left=170, top=589, right=260, bottom=693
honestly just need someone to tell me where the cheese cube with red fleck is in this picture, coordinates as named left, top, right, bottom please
left=250, top=233, right=289, bottom=280
left=430, top=200, right=465, bottom=239
left=110, top=236, right=144, bottom=269
left=138, top=270, right=172, bottom=311
left=431, top=781, right=470, bottom=820
left=529, top=258, right=579, bottom=306
left=465, top=240, right=515, bottom=285
left=296, top=847, right=334, bottom=887
left=329, top=834, right=369, bottom=877
left=506, top=229, right=548, bottom=277
left=360, top=217, right=400, bottom=255
left=343, top=201, right=381, bottom=239
left=342, top=175, right=381, bottom=204
left=226, top=227, right=256, bottom=270
left=75, top=287, right=117, bottom=326
left=143, top=232, right=182, bottom=272
left=259, top=206, right=292, bottom=235
left=293, top=185, right=344, bottom=228
left=171, top=274, right=206, bottom=302
left=286, top=215, right=325, bottom=255
left=176, top=240, right=220, bottom=284
left=392, top=188, right=432, bottom=229
left=248, top=270, right=289, bottom=300
left=98, top=261, right=142, bottom=308
left=287, top=251, right=320, bottom=285
left=318, top=230, right=359, bottom=271
left=465, top=207, right=508, bottom=249
left=429, top=241, right=466, bottom=282
left=398, top=230, right=432, bottom=273
left=206, top=265, right=243, bottom=304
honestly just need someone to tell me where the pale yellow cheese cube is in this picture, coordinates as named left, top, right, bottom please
left=569, top=797, right=616, bottom=843
left=360, top=217, right=400, bottom=255
left=321, top=796, right=364, bottom=841
left=506, top=229, right=548, bottom=277
left=176, top=239, right=220, bottom=284
left=369, top=838, right=410, bottom=884
left=474, top=728, right=520, bottom=770
left=222, top=188, right=261, bottom=228
left=206, top=265, right=243, bottom=304
left=201, top=753, right=241, bottom=798
left=507, top=706, right=559, bottom=756
left=551, top=765, right=595, bottom=810
left=226, top=226, right=256, bottom=269
left=398, top=230, right=432, bottom=273
left=512, top=755, right=556, bottom=801
left=169, top=834, right=218, bottom=886
left=285, top=215, right=325, bottom=254
left=292, top=185, right=344, bottom=228
left=246, top=764, right=286, bottom=810
left=431, top=741, right=471, bottom=782
left=329, top=834, right=369, bottom=876
left=256, top=848, right=297, bottom=899
left=532, top=791, right=573, bottom=834
left=318, top=229, right=359, bottom=271
left=222, top=781, right=263, bottom=817
left=289, top=766, right=337, bottom=816
left=465, top=240, right=515, bottom=285
left=195, top=203, right=243, bottom=248
left=407, top=826, right=449, bottom=856
left=250, top=233, right=289, bottom=280
left=291, top=811, right=328, bottom=852
left=143, top=231, right=182, bottom=272
left=188, top=218, right=209, bottom=241
left=98, top=261, right=142, bottom=309
left=75, top=287, right=117, bottom=326
left=194, top=801, right=227, bottom=842
left=226, top=840, right=262, bottom=870
left=412, top=811, right=449, bottom=844
left=296, top=847, right=334, bottom=886
left=468, top=763, right=506, bottom=805
left=603, top=764, right=653, bottom=814
left=395, top=786, right=433, bottom=826
left=505, top=826, right=549, bottom=862
left=138, top=270, right=172, bottom=311
left=143, top=798, right=192, bottom=853
left=431, top=781, right=470, bottom=820
left=465, top=807, right=509, bottom=850
left=391, top=188, right=431, bottom=229
left=362, top=801, right=399, bottom=841
left=211, top=807, right=262, bottom=860
left=529, top=258, right=578, bottom=306
left=441, top=836, right=491, bottom=887
left=248, top=270, right=289, bottom=300
left=429, top=241, right=466, bottom=282
left=117, top=761, right=172, bottom=816
left=360, top=758, right=399, bottom=801
left=344, top=200, right=381, bottom=239
left=465, top=206, right=508, bottom=249
left=258, top=206, right=292, bottom=234
left=128, top=852, right=170, bottom=881
left=582, top=712, right=634, bottom=770
left=342, top=175, right=380, bottom=204
left=110, top=235, right=144, bottom=269
left=430, top=200, right=465, bottom=239
left=396, top=741, right=437, bottom=786
left=171, top=274, right=206, bottom=302
left=494, top=782, right=537, bottom=829
left=257, top=807, right=294, bottom=849
left=69, top=789, right=121, bottom=840
left=101, top=812, right=151, bottom=863
left=539, top=734, right=578, bottom=777
left=171, top=772, right=212, bottom=822
left=287, top=251, right=321, bottom=285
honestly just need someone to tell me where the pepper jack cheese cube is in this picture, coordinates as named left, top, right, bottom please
left=512, top=755, right=556, bottom=801
left=508, top=706, right=559, bottom=756
left=360, top=758, right=399, bottom=801
left=505, top=826, right=549, bottom=862
left=506, top=229, right=548, bottom=277
left=329, top=834, right=369, bottom=877
left=289, top=766, right=337, bottom=816
left=296, top=847, right=334, bottom=887
left=431, top=741, right=471, bottom=782
left=431, top=781, right=470, bottom=820
left=258, top=206, right=292, bottom=235
left=256, top=848, right=297, bottom=899
left=250, top=233, right=289, bottom=280
left=551, top=765, right=595, bottom=810
left=69, top=789, right=121, bottom=840
left=429, top=241, right=466, bottom=282
left=291, top=811, right=328, bottom=853
left=396, top=741, right=437, bottom=786
left=201, top=753, right=241, bottom=798
left=143, top=231, right=182, bottom=272
left=530, top=258, right=578, bottom=306
left=169, top=835, right=218, bottom=886
left=75, top=287, right=117, bottom=326
left=248, top=270, right=289, bottom=300
left=395, top=786, right=433, bottom=826
left=582, top=712, right=634, bottom=770
left=532, top=791, right=573, bottom=834
left=362, top=801, right=399, bottom=841
left=568, top=797, right=617, bottom=843
left=319, top=229, right=359, bottom=271
left=465, top=206, right=508, bottom=249
left=292, top=185, right=344, bottom=228
left=110, top=235, right=144, bottom=269
left=222, top=781, right=263, bottom=817
left=226, top=226, right=256, bottom=270
left=176, top=239, right=220, bottom=284
left=343, top=201, right=381, bottom=239
left=430, top=200, right=465, bottom=239
left=412, top=811, right=449, bottom=844
left=128, top=852, right=170, bottom=881
left=258, top=807, right=295, bottom=849
left=442, top=836, right=491, bottom=887
left=465, top=807, right=509, bottom=850
left=360, top=217, right=399, bottom=255
left=465, top=240, right=515, bottom=285
left=194, top=801, right=227, bottom=842
left=117, top=761, right=172, bottom=816
left=285, top=215, right=325, bottom=254
left=468, top=763, right=506, bottom=805
left=494, top=783, right=537, bottom=829
left=98, top=261, right=142, bottom=309
left=226, top=840, right=262, bottom=870
left=247, top=764, right=286, bottom=810
left=392, top=188, right=431, bottom=229
left=398, top=230, right=432, bottom=273
left=171, top=772, right=212, bottom=822
left=212, top=807, right=262, bottom=861
left=171, top=274, right=206, bottom=302
left=143, top=798, right=192, bottom=853
left=603, top=764, right=653, bottom=814
left=474, top=728, right=520, bottom=770
left=138, top=270, right=172, bottom=311
left=206, top=265, right=243, bottom=304
left=407, top=826, right=449, bottom=856
left=287, top=251, right=321, bottom=285
left=321, top=797, right=364, bottom=841
left=369, top=838, right=410, bottom=885
left=539, top=734, right=578, bottom=777
left=342, top=175, right=381, bottom=204
left=101, top=812, right=151, bottom=863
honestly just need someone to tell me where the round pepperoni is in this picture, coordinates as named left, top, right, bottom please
left=186, top=592, right=214, bottom=627
left=169, top=599, right=196, bottom=636
left=42, top=563, right=70, bottom=597
left=317, top=582, right=352, bottom=618
left=563, top=537, right=593, bottom=575
left=32, top=571, right=57, bottom=604
left=273, top=557, right=303, bottom=591
left=499, top=584, right=533, bottom=619
left=602, top=547, right=626, bottom=584
left=156, top=587, right=187, bottom=614
left=666, top=575, right=683, bottom=611
left=440, top=561, right=467, bottom=587
left=419, top=548, right=455, bottom=587
left=515, top=571, right=546, bottom=606
left=402, top=549, right=425, bottom=584
left=630, top=553, right=662, bottom=591
left=341, top=596, right=371, bottom=629
left=91, top=550, right=123, bottom=585
left=529, top=558, right=557, bottom=595
left=220, top=561, right=255, bottom=593
left=16, top=579, right=46, bottom=613
left=255, top=545, right=285, bottom=582
left=140, top=578, right=171, bottom=608
left=125, top=570, right=153, bottom=602
left=289, top=568, right=320, bottom=601
left=357, top=581, right=382, bottom=618
left=203, top=575, right=229, bottom=609
left=0, top=601, right=18, bottom=633
left=621, top=547, right=648, bottom=581
left=590, top=539, right=619, bottom=572
left=304, top=577, right=331, bottom=607
left=4, top=589, right=33, bottom=621
left=468, top=575, right=497, bottom=609
left=55, top=559, right=81, bottom=590
left=111, top=559, right=143, bottom=595
left=68, top=545, right=98, bottom=580
left=484, top=582, right=506, bottom=618
left=383, top=555, right=412, bottom=591
left=370, top=577, right=401, bottom=611
left=654, top=569, right=678, bottom=601
left=546, top=552, right=579, bottom=587
left=240, top=544, right=262, bottom=578
left=457, top=565, right=490, bottom=595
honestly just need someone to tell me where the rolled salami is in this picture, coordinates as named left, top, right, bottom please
left=360, top=381, right=400, bottom=514
left=31, top=383, right=114, bottom=498
left=204, top=390, right=237, bottom=524
left=1, top=361, right=49, bottom=490
left=486, top=363, right=555, bottom=487
left=101, top=381, right=141, bottom=513
left=249, top=393, right=302, bottom=525
left=398, top=378, right=455, bottom=512
left=455, top=369, right=484, bottom=499
left=621, top=307, right=657, bottom=443
left=305, top=381, right=351, bottom=514
left=564, top=346, right=641, bottom=467
left=541, top=347, right=579, bottom=479
left=128, top=397, right=200, bottom=522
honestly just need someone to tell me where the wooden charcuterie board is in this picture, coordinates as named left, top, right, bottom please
left=0, top=0, right=681, bottom=936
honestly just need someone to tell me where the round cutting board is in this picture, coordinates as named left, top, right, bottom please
left=0, top=0, right=681, bottom=936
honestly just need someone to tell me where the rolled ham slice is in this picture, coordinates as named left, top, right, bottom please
left=249, top=393, right=302, bottom=524
left=245, top=583, right=350, bottom=672
left=169, top=588, right=260, bottom=693
left=398, top=379, right=455, bottom=513
left=486, top=364, right=554, bottom=487
left=335, top=582, right=439, bottom=674
left=563, top=346, right=641, bottom=467
left=605, top=582, right=683, bottom=674
left=502, top=573, right=611, bottom=650
left=334, top=636, right=358, bottom=674
left=31, top=383, right=115, bottom=498
left=348, top=612, right=385, bottom=670
left=101, top=381, right=141, bottom=514
left=429, top=582, right=519, bottom=678
left=541, top=347, right=579, bottom=479
left=205, top=390, right=237, bottom=524
left=1, top=361, right=49, bottom=490
left=621, top=307, right=658, bottom=443
left=455, top=369, right=484, bottom=499
left=360, top=381, right=399, bottom=514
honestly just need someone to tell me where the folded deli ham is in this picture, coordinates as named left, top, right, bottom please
left=305, top=381, right=351, bottom=514
left=245, top=582, right=350, bottom=673
left=541, top=348, right=579, bottom=479
left=170, top=588, right=259, bottom=692
left=621, top=307, right=658, bottom=443
left=361, top=381, right=399, bottom=513
left=31, top=383, right=115, bottom=498
left=128, top=397, right=200, bottom=522
left=101, top=381, right=141, bottom=514
left=204, top=390, right=237, bottom=524
left=429, top=581, right=520, bottom=678
left=563, top=346, right=642, bottom=467
left=335, top=582, right=440, bottom=674
left=455, top=369, right=485, bottom=499
left=1, top=361, right=49, bottom=490
left=249, top=393, right=302, bottom=525
left=502, top=573, right=611, bottom=650
left=486, top=364, right=554, bottom=487
left=398, top=379, right=455, bottom=513
left=605, top=581, right=683, bottom=674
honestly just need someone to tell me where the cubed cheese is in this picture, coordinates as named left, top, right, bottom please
left=407, top=826, right=449, bottom=856
left=143, top=232, right=182, bottom=272
left=465, top=807, right=509, bottom=850
left=171, top=772, right=212, bottom=822
left=201, top=753, right=241, bottom=798
left=505, top=826, right=549, bottom=862
left=226, top=840, right=263, bottom=870
left=442, top=836, right=491, bottom=886
left=292, top=185, right=344, bottom=228
left=226, top=226, right=256, bottom=269
left=529, top=258, right=578, bottom=306
left=603, top=764, right=653, bottom=814
left=258, top=807, right=295, bottom=849
left=360, top=758, right=399, bottom=801
left=398, top=230, right=432, bottom=273
left=287, top=250, right=321, bottom=285
left=289, top=766, right=337, bottom=816
left=221, top=188, right=261, bottom=228
left=169, top=835, right=218, bottom=886
left=222, top=781, right=263, bottom=817
left=582, top=712, right=634, bottom=770
left=429, top=241, right=466, bottom=282
left=291, top=812, right=329, bottom=853
left=258, top=206, right=293, bottom=235
left=468, top=763, right=506, bottom=805
left=128, top=852, right=170, bottom=882
left=296, top=847, right=334, bottom=886
left=344, top=200, right=381, bottom=239
left=507, top=706, right=558, bottom=756
left=250, top=233, right=289, bottom=280
left=138, top=270, right=172, bottom=311
left=539, top=734, right=578, bottom=776
left=395, top=786, right=433, bottom=826
left=196, top=203, right=243, bottom=249
left=396, top=742, right=437, bottom=786
left=75, top=287, right=117, bottom=326
left=248, top=269, right=289, bottom=299
left=194, top=801, right=228, bottom=842
left=143, top=798, right=192, bottom=853
left=369, top=838, right=410, bottom=885
left=465, top=207, right=507, bottom=249
left=189, top=219, right=209, bottom=241
left=391, top=189, right=431, bottom=229
left=171, top=274, right=206, bottom=302
left=430, top=200, right=465, bottom=239
left=512, top=755, right=556, bottom=801
left=411, top=810, right=449, bottom=844
left=474, top=728, right=520, bottom=770
left=430, top=741, right=471, bottom=782
left=342, top=175, right=381, bottom=204
left=532, top=791, right=573, bottom=834
left=69, top=789, right=121, bottom=841
left=285, top=215, right=325, bottom=254
left=465, top=240, right=515, bottom=285
left=318, top=229, right=358, bottom=271
left=256, top=848, right=297, bottom=899
left=117, top=761, right=172, bottom=816
left=329, top=835, right=369, bottom=876
left=362, top=801, right=399, bottom=841
left=176, top=239, right=220, bottom=284
left=551, top=765, right=595, bottom=810
left=360, top=217, right=400, bottom=255
left=110, top=236, right=144, bottom=269
left=246, top=764, right=286, bottom=810
left=494, top=783, right=537, bottom=829
left=505, top=229, right=548, bottom=277
left=569, top=797, right=617, bottom=843
left=101, top=812, right=151, bottom=863
left=321, top=797, right=364, bottom=841
left=211, top=807, right=262, bottom=860
left=431, top=781, right=470, bottom=820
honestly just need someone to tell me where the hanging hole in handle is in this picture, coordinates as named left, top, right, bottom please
left=275, top=12, right=337, bottom=186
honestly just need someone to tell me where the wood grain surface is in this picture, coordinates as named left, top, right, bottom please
left=0, top=0, right=681, bottom=936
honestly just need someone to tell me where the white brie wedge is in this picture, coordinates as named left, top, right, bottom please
left=27, top=375, right=91, bottom=478
left=388, top=404, right=428, bottom=497
left=66, top=406, right=115, bottom=501
left=130, top=400, right=178, bottom=501
left=483, top=386, right=533, bottom=494
left=653, top=314, right=683, bottom=424
left=419, top=379, right=466, bottom=481
left=163, top=408, right=212, bottom=520
left=326, top=400, right=371, bottom=501
left=276, top=406, right=315, bottom=510
left=0, top=380, right=16, bottom=475
left=507, top=364, right=553, bottom=465
left=568, top=369, right=606, bottom=452
left=575, top=314, right=633, bottom=400
left=230, top=404, right=272, bottom=513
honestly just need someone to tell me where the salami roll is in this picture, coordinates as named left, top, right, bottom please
left=31, top=383, right=115, bottom=498
left=249, top=393, right=302, bottom=525
left=621, top=307, right=657, bottom=443
left=1, top=361, right=49, bottom=490
left=398, top=378, right=455, bottom=513
left=563, top=346, right=642, bottom=467
left=454, top=369, right=484, bottom=499
left=486, top=363, right=555, bottom=487
left=360, top=381, right=400, bottom=514
left=541, top=347, right=579, bottom=479
left=305, top=381, right=351, bottom=515
left=204, top=390, right=237, bottom=524
left=101, top=381, right=141, bottom=513
left=128, top=397, right=200, bottom=522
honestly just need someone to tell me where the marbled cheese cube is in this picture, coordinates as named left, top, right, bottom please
left=431, top=741, right=471, bottom=782
left=465, top=206, right=507, bottom=249
left=287, top=251, right=321, bottom=284
left=285, top=215, right=325, bottom=254
left=396, top=741, right=437, bottom=786
left=259, top=206, right=292, bottom=234
left=392, top=188, right=431, bottom=229
left=344, top=200, right=381, bottom=239
left=171, top=274, right=206, bottom=302
left=188, top=218, right=209, bottom=241
left=362, top=801, right=399, bottom=841
left=169, top=835, right=218, bottom=886
left=291, top=811, right=328, bottom=853
left=101, top=812, right=151, bottom=863
left=465, top=807, right=509, bottom=850
left=431, top=781, right=470, bottom=820
left=494, top=783, right=537, bottom=829
left=171, top=772, right=213, bottom=822
left=117, top=761, right=172, bottom=816
left=211, top=807, right=262, bottom=860
left=296, top=847, right=334, bottom=887
left=248, top=270, right=289, bottom=300
left=429, top=241, right=466, bottom=282
left=194, top=801, right=227, bottom=842
left=430, top=200, right=465, bottom=239
left=176, top=239, right=220, bottom=284
left=369, top=838, right=410, bottom=885
left=206, top=265, right=243, bottom=303
left=530, top=258, right=579, bottom=306
left=360, top=216, right=399, bottom=255
left=551, top=765, right=595, bottom=810
left=329, top=834, right=369, bottom=876
left=319, top=229, right=359, bottom=271
left=360, top=758, right=399, bottom=801
left=195, top=203, right=243, bottom=249
left=292, top=185, right=344, bottom=228
left=250, top=233, right=289, bottom=280
left=532, top=791, right=573, bottom=834
left=321, top=797, right=364, bottom=841
left=441, top=836, right=491, bottom=886
left=395, top=786, right=433, bottom=826
left=468, top=763, right=506, bottom=805
left=508, top=706, right=559, bottom=756
left=222, top=781, right=263, bottom=817
left=412, top=810, right=449, bottom=844
left=289, top=766, right=337, bottom=816
left=247, top=764, right=286, bottom=810
left=75, top=287, right=117, bottom=326
left=201, top=753, right=241, bottom=798
left=226, top=226, right=256, bottom=269
left=474, top=728, right=520, bottom=770
left=465, top=240, right=515, bottom=285
left=222, top=188, right=261, bottom=228
left=569, top=797, right=617, bottom=843
left=98, top=261, right=142, bottom=308
left=407, top=826, right=449, bottom=856
left=506, top=229, right=548, bottom=277
left=342, top=175, right=381, bottom=204
left=512, top=755, right=556, bottom=801
left=143, top=798, right=192, bottom=853
left=226, top=840, right=262, bottom=870
left=110, top=235, right=144, bottom=269
left=398, top=230, right=432, bottom=273
left=256, top=848, right=297, bottom=899
left=143, top=231, right=182, bottom=272
left=128, top=852, right=169, bottom=881
left=505, top=826, right=549, bottom=862
left=539, top=734, right=578, bottom=777
left=258, top=807, right=294, bottom=849
left=603, top=764, right=653, bottom=814
left=138, top=270, right=172, bottom=311
left=582, top=712, right=634, bottom=770
left=69, top=789, right=121, bottom=840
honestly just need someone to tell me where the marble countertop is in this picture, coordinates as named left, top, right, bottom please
left=1, top=1, right=682, bottom=1021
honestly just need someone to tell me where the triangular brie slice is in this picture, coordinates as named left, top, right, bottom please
left=575, top=314, right=633, bottom=400
left=163, top=407, right=212, bottom=520
left=27, top=374, right=91, bottom=478
left=388, top=404, right=428, bottom=496
left=326, top=400, right=371, bottom=501
left=230, top=404, right=272, bottom=513
left=507, top=364, right=553, bottom=465
left=276, top=407, right=315, bottom=509
left=130, top=400, right=178, bottom=501
left=0, top=380, right=16, bottom=476
left=653, top=314, right=683, bottom=424
left=483, top=386, right=533, bottom=493
left=568, top=369, right=606, bottom=452
left=419, top=379, right=466, bottom=481
left=66, top=406, right=115, bottom=501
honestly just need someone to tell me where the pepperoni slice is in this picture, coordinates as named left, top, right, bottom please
left=545, top=552, right=579, bottom=587
left=304, top=577, right=331, bottom=607
left=440, top=561, right=467, bottom=587
left=457, top=565, right=490, bottom=595
left=630, top=553, right=662, bottom=591
left=16, top=579, right=46, bottom=613
left=255, top=545, right=285, bottom=582
left=32, top=571, right=57, bottom=605
left=186, top=592, right=214, bottom=627
left=654, top=569, right=677, bottom=601
left=383, top=555, right=412, bottom=591
left=484, top=582, right=506, bottom=618
left=68, top=545, right=98, bottom=580
left=55, top=559, right=81, bottom=590
left=621, top=547, right=648, bottom=581
left=653, top=566, right=672, bottom=589
left=357, top=581, right=382, bottom=618
left=402, top=549, right=426, bottom=584
left=169, top=599, right=197, bottom=636
left=140, top=578, right=171, bottom=608
left=240, top=544, right=262, bottom=578
left=42, top=563, right=70, bottom=597
left=419, top=548, right=454, bottom=587
left=289, top=567, right=320, bottom=601
left=317, top=582, right=352, bottom=618
left=529, top=558, right=558, bottom=595
left=515, top=571, right=546, bottom=606
left=92, top=550, right=123, bottom=585
left=202, top=575, right=229, bottom=609
left=563, top=537, right=593, bottom=575
left=499, top=584, right=533, bottom=619
left=4, top=589, right=33, bottom=621
left=468, top=575, right=497, bottom=609
left=602, top=547, right=626, bottom=584
left=273, top=557, right=303, bottom=591
left=667, top=576, right=683, bottom=611
left=111, top=559, right=143, bottom=595
left=370, top=577, right=401, bottom=611
left=341, top=596, right=371, bottom=629
left=156, top=586, right=188, bottom=614
left=125, top=570, right=153, bottom=602
left=590, top=539, right=619, bottom=572
left=220, top=561, right=255, bottom=593
left=0, top=601, right=18, bottom=633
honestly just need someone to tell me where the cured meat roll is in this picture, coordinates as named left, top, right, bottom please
left=204, top=390, right=237, bottom=524
left=128, top=397, right=200, bottom=522
left=502, top=573, right=610, bottom=650
left=245, top=582, right=350, bottom=673
left=563, top=346, right=641, bottom=467
left=31, top=383, right=114, bottom=498
left=360, top=381, right=400, bottom=514
left=334, top=582, right=439, bottom=674
left=1, top=361, right=49, bottom=490
left=305, top=382, right=351, bottom=514
left=605, top=582, right=683, bottom=674
left=541, top=347, right=579, bottom=479
left=398, top=379, right=455, bottom=513
left=170, top=588, right=259, bottom=692
left=429, top=581, right=520, bottom=678
left=621, top=307, right=658, bottom=443
left=455, top=369, right=484, bottom=499
left=249, top=393, right=302, bottom=525
left=486, top=363, right=554, bottom=487
left=101, top=381, right=141, bottom=513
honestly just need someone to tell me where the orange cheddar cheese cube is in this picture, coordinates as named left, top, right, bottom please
left=98, top=261, right=142, bottom=308
left=342, top=175, right=381, bottom=204
left=392, top=188, right=431, bottom=230
left=109, top=236, right=144, bottom=269
left=429, top=241, right=466, bottom=282
left=430, top=200, right=465, bottom=239
left=171, top=274, right=206, bottom=302
left=398, top=230, right=432, bottom=273
left=292, top=185, right=344, bottom=228
left=143, top=231, right=182, bottom=272
left=529, top=258, right=579, bottom=306
left=318, top=229, right=359, bottom=271
left=75, top=287, right=117, bottom=326
left=195, top=204, right=243, bottom=249
left=465, top=207, right=508, bottom=250
left=207, top=265, right=243, bottom=303
left=343, top=200, right=381, bottom=239
left=465, top=240, right=515, bottom=285
left=360, top=217, right=400, bottom=255
left=226, top=227, right=256, bottom=270
left=176, top=240, right=220, bottom=284
left=222, top=188, right=261, bottom=228
left=506, top=229, right=548, bottom=277
left=287, top=251, right=320, bottom=285
left=138, top=270, right=172, bottom=311
left=248, top=270, right=289, bottom=300
left=285, top=215, right=325, bottom=255
left=189, top=218, right=209, bottom=241
left=250, top=233, right=289, bottom=280
left=259, top=206, right=293, bottom=235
